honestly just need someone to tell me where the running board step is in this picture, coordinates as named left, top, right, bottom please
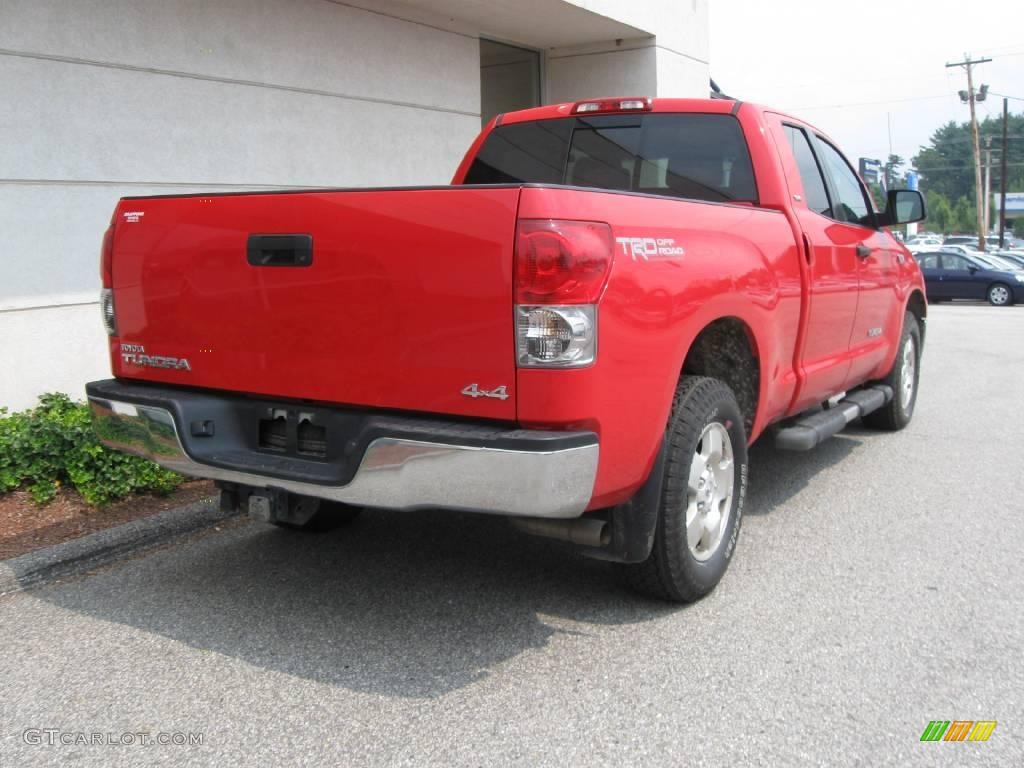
left=774, top=385, right=893, bottom=451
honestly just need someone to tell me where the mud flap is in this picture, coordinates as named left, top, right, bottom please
left=579, top=439, right=665, bottom=564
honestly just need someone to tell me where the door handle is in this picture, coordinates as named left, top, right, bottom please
left=247, top=234, right=313, bottom=267
left=855, top=243, right=872, bottom=259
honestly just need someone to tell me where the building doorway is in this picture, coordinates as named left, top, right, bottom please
left=479, top=39, right=541, bottom=126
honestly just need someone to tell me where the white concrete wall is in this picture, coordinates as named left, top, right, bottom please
left=547, top=41, right=658, bottom=104
left=546, top=38, right=709, bottom=105
left=654, top=45, right=711, bottom=99
left=545, top=0, right=709, bottom=104
left=564, top=0, right=710, bottom=64
left=0, top=303, right=112, bottom=410
left=0, top=0, right=482, bottom=410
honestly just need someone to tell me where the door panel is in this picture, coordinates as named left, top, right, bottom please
left=916, top=253, right=943, bottom=298
left=940, top=254, right=983, bottom=299
left=847, top=229, right=900, bottom=383
left=769, top=118, right=858, bottom=411
left=800, top=219, right=862, bottom=396
left=812, top=138, right=897, bottom=387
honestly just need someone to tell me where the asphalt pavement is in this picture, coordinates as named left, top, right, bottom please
left=1, top=302, right=1022, bottom=767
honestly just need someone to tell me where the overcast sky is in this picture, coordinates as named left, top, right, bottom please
left=709, top=0, right=1024, bottom=168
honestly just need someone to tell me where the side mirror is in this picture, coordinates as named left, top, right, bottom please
left=878, top=189, right=926, bottom=227
left=968, top=265, right=978, bottom=274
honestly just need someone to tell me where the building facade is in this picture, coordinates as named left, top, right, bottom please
left=0, top=0, right=710, bottom=409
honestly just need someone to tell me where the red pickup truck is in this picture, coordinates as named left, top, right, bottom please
left=87, top=97, right=927, bottom=602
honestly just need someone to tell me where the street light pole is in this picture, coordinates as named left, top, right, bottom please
left=946, top=55, right=991, bottom=251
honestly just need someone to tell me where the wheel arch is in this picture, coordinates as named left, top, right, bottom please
left=679, top=316, right=762, bottom=437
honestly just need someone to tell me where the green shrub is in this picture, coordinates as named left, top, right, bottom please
left=0, top=393, right=182, bottom=505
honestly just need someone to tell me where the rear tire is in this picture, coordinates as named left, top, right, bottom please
left=625, top=376, right=748, bottom=603
left=863, top=312, right=920, bottom=431
left=987, top=283, right=1012, bottom=306
left=271, top=498, right=362, bottom=532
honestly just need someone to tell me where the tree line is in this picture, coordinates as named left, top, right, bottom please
left=885, top=109, right=1024, bottom=237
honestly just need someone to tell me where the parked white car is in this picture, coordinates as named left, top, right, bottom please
left=905, top=236, right=943, bottom=253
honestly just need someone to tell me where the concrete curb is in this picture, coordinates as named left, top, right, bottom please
left=0, top=497, right=241, bottom=596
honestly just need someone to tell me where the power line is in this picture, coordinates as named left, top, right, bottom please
left=916, top=162, right=1024, bottom=172
left=990, top=91, right=1024, bottom=102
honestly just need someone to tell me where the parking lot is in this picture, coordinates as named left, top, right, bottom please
left=1, top=303, right=1022, bottom=767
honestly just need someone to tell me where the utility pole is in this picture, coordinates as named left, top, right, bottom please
left=947, top=55, right=991, bottom=251
left=984, top=137, right=992, bottom=237
left=999, top=97, right=1009, bottom=248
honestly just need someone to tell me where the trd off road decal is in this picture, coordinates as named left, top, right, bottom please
left=615, top=237, right=685, bottom=262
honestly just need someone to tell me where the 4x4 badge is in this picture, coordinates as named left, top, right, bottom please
left=461, top=383, right=509, bottom=401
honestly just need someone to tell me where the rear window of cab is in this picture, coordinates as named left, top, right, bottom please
left=464, top=113, right=758, bottom=205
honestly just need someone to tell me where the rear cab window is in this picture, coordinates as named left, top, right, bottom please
left=464, top=113, right=758, bottom=204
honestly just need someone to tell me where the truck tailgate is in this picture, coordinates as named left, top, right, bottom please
left=109, top=187, right=520, bottom=420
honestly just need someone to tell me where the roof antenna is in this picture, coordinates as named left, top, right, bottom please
left=709, top=78, right=735, bottom=100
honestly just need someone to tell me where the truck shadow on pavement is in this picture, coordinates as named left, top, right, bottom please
left=746, top=433, right=860, bottom=516
left=35, top=437, right=860, bottom=699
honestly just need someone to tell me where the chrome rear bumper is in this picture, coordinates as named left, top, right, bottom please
left=86, top=390, right=598, bottom=519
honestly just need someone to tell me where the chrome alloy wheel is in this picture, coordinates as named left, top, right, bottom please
left=900, top=336, right=917, bottom=411
left=989, top=284, right=1010, bottom=305
left=686, top=422, right=735, bottom=561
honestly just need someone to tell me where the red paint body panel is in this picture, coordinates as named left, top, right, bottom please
left=109, top=188, right=520, bottom=420
left=104, top=98, right=925, bottom=513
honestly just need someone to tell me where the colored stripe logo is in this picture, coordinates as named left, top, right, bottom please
left=920, top=721, right=997, bottom=742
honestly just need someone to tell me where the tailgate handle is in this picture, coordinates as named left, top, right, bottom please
left=247, top=234, right=313, bottom=267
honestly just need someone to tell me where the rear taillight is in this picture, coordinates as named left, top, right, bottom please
left=100, top=289, right=117, bottom=336
left=516, top=305, right=595, bottom=367
left=100, top=222, right=117, bottom=335
left=101, top=224, right=114, bottom=288
left=514, top=219, right=613, bottom=368
left=515, top=220, right=613, bottom=304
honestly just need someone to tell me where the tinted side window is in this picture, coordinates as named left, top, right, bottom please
left=816, top=139, right=873, bottom=226
left=463, top=120, right=572, bottom=184
left=941, top=255, right=970, bottom=271
left=782, top=125, right=831, bottom=216
left=916, top=254, right=939, bottom=269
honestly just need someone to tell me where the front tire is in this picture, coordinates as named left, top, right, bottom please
left=626, top=377, right=748, bottom=603
left=987, top=283, right=1012, bottom=306
left=863, top=312, right=920, bottom=431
